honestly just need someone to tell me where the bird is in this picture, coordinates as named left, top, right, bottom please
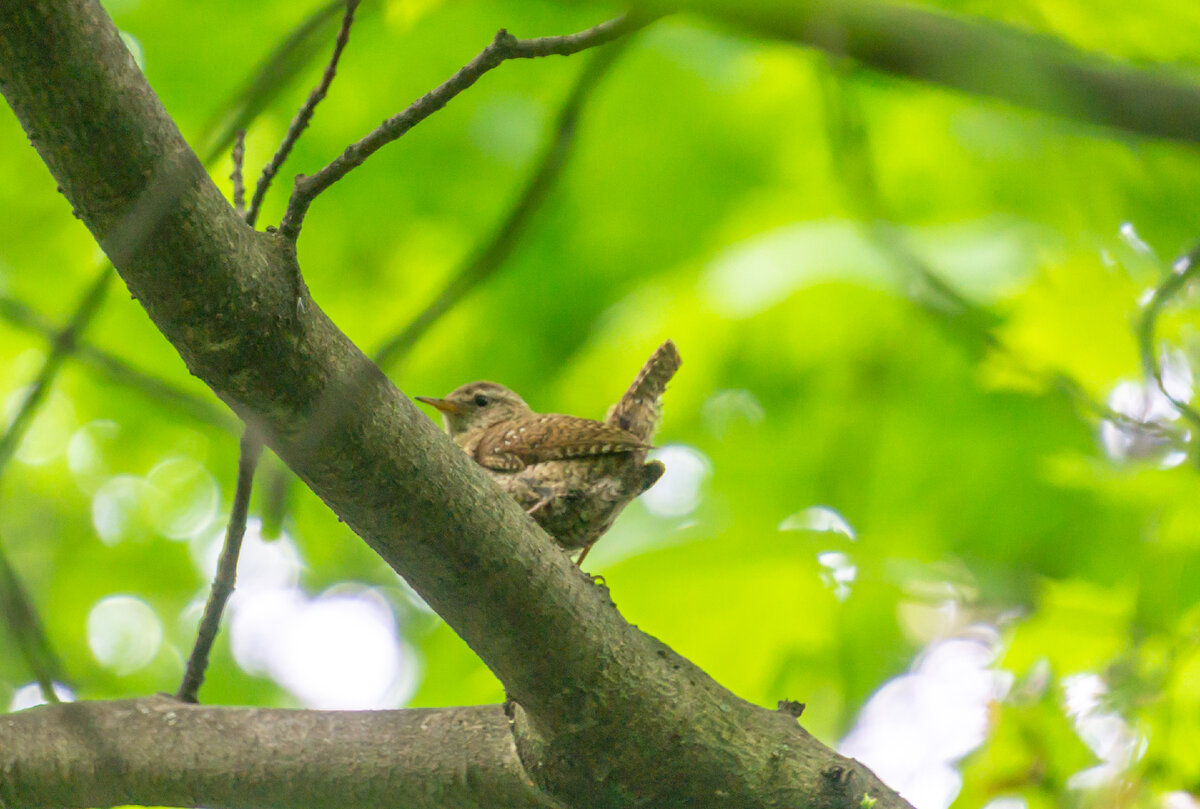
left=416, top=340, right=681, bottom=564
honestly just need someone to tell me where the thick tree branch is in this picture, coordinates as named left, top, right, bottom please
left=0, top=2, right=910, bottom=807
left=658, top=0, right=1200, bottom=145
left=0, top=698, right=552, bottom=809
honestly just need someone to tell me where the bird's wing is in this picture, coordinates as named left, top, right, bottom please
left=474, top=415, right=648, bottom=472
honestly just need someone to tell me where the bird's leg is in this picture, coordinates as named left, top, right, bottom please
left=526, top=492, right=553, bottom=516
left=574, top=542, right=596, bottom=568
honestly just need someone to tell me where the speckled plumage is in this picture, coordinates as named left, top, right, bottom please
left=416, top=340, right=681, bottom=559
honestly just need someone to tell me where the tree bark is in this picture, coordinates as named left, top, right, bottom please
left=0, top=2, right=910, bottom=808
left=0, top=698, right=551, bottom=809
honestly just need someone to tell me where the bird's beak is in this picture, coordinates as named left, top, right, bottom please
left=415, top=396, right=466, bottom=415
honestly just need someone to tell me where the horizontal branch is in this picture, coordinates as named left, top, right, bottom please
left=278, top=13, right=643, bottom=240
left=662, top=0, right=1200, bottom=144
left=0, top=697, right=551, bottom=809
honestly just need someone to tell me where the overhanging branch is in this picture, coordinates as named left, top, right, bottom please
left=655, top=0, right=1200, bottom=145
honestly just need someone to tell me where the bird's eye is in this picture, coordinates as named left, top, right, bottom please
left=473, top=393, right=490, bottom=407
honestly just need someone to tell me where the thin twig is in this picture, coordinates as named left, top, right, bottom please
left=259, top=36, right=635, bottom=531
left=0, top=267, right=109, bottom=705
left=817, top=62, right=1000, bottom=346
left=231, top=129, right=247, bottom=215
left=817, top=62, right=1177, bottom=444
left=278, top=13, right=645, bottom=241
left=247, top=0, right=361, bottom=228
left=1136, top=244, right=1200, bottom=432
left=0, top=295, right=235, bottom=430
left=179, top=2, right=364, bottom=698
left=177, top=432, right=263, bottom=704
left=373, top=40, right=630, bottom=371
left=0, top=534, right=63, bottom=703
left=0, top=266, right=112, bottom=477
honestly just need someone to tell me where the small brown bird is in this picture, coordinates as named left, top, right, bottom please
left=417, top=340, right=681, bottom=563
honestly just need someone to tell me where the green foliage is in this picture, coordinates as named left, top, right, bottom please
left=3, top=0, right=1200, bottom=806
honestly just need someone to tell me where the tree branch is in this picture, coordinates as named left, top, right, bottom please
left=0, top=533, right=64, bottom=704
left=277, top=13, right=644, bottom=240
left=659, top=0, right=1200, bottom=144
left=0, top=2, right=911, bottom=807
left=0, top=265, right=111, bottom=704
left=0, top=295, right=234, bottom=430
left=372, top=40, right=630, bottom=371
left=176, top=432, right=262, bottom=703
left=0, top=698, right=553, bottom=809
left=1137, top=244, right=1200, bottom=433
left=247, top=0, right=361, bottom=227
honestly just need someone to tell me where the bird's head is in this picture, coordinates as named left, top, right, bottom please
left=416, top=381, right=532, bottom=437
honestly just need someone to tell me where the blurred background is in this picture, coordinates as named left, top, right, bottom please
left=3, top=1, right=1200, bottom=807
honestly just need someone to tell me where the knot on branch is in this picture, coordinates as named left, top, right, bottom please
left=776, top=699, right=806, bottom=718
left=492, top=29, right=519, bottom=53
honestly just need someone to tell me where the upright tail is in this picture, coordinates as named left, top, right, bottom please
left=606, top=339, right=682, bottom=443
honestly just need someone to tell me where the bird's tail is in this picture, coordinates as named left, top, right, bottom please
left=606, top=339, right=681, bottom=443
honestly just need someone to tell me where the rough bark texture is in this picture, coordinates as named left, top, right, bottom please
left=0, top=2, right=911, bottom=808
left=0, top=698, right=551, bottom=809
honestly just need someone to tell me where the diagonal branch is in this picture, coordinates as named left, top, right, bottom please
left=0, top=266, right=112, bottom=475
left=816, top=63, right=1186, bottom=448
left=0, top=534, right=64, bottom=704
left=0, top=264, right=111, bottom=704
left=0, top=2, right=912, bottom=806
left=278, top=13, right=645, bottom=240
left=374, top=39, right=629, bottom=370
left=0, top=294, right=233, bottom=429
left=660, top=0, right=1200, bottom=144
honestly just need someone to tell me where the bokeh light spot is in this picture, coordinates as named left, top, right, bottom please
left=91, top=475, right=148, bottom=545
left=87, top=595, right=163, bottom=674
left=641, top=445, right=711, bottom=517
left=145, top=457, right=219, bottom=540
left=8, top=682, right=74, bottom=712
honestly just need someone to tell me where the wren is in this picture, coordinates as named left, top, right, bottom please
left=417, top=340, right=681, bottom=563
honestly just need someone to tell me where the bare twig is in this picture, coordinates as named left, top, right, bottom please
left=179, top=0, right=364, bottom=696
left=0, top=266, right=109, bottom=705
left=0, top=296, right=234, bottom=430
left=373, top=40, right=631, bottom=371
left=200, top=0, right=349, bottom=164
left=0, top=265, right=112, bottom=474
left=817, top=63, right=1180, bottom=445
left=0, top=534, right=64, bottom=704
left=278, top=13, right=645, bottom=241
left=230, top=129, right=247, bottom=215
left=258, top=36, right=634, bottom=532
left=247, top=0, right=361, bottom=228
left=1136, top=244, right=1200, bottom=432
left=816, top=62, right=1000, bottom=347
left=177, top=432, right=263, bottom=704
